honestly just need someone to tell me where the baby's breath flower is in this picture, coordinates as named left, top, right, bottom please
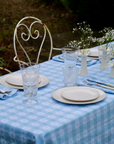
left=68, top=21, right=98, bottom=50
left=99, top=27, right=114, bottom=50
left=68, top=21, right=114, bottom=52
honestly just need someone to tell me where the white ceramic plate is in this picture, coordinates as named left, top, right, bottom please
left=61, top=88, right=99, bottom=102
left=88, top=48, right=99, bottom=59
left=6, top=73, right=41, bottom=86
left=89, top=48, right=98, bottom=57
left=0, top=74, right=49, bottom=89
left=78, top=48, right=99, bottom=59
left=52, top=86, right=106, bottom=104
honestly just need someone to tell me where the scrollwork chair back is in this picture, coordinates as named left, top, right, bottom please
left=13, top=16, right=55, bottom=64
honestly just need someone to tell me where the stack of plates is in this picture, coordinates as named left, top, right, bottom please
left=52, top=86, right=106, bottom=104
left=0, top=73, right=49, bottom=89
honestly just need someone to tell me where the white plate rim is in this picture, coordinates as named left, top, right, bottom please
left=52, top=86, right=106, bottom=104
left=0, top=74, right=49, bottom=89
left=88, top=48, right=99, bottom=59
left=6, top=73, right=41, bottom=86
left=61, top=88, right=99, bottom=102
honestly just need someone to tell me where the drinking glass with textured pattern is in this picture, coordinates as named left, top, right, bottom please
left=62, top=46, right=79, bottom=68
left=62, top=66, right=79, bottom=87
left=20, top=62, right=40, bottom=105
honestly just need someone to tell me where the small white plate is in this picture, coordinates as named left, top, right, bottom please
left=89, top=48, right=98, bottom=57
left=6, top=73, right=23, bottom=86
left=78, top=48, right=99, bottom=59
left=52, top=86, right=106, bottom=104
left=0, top=74, right=49, bottom=89
left=61, top=88, right=99, bottom=102
left=6, top=73, right=41, bottom=86
left=88, top=48, right=99, bottom=59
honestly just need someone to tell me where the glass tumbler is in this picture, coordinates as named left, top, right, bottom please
left=20, top=62, right=40, bottom=105
left=62, top=67, right=79, bottom=87
left=62, top=46, right=79, bottom=68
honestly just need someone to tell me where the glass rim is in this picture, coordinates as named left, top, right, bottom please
left=19, top=62, right=40, bottom=66
left=19, top=62, right=40, bottom=70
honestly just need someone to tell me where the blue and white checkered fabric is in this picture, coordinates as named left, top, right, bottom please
left=78, top=62, right=114, bottom=94
left=0, top=60, right=114, bottom=144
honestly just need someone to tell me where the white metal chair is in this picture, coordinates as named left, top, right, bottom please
left=0, top=67, right=12, bottom=74
left=13, top=16, right=61, bottom=64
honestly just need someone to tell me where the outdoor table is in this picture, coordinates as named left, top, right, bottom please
left=0, top=59, right=114, bottom=144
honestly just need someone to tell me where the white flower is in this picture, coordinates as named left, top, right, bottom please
left=69, top=22, right=114, bottom=51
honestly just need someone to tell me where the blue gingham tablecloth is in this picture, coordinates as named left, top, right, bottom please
left=78, top=62, right=114, bottom=93
left=0, top=60, right=114, bottom=144
left=52, top=54, right=98, bottom=66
